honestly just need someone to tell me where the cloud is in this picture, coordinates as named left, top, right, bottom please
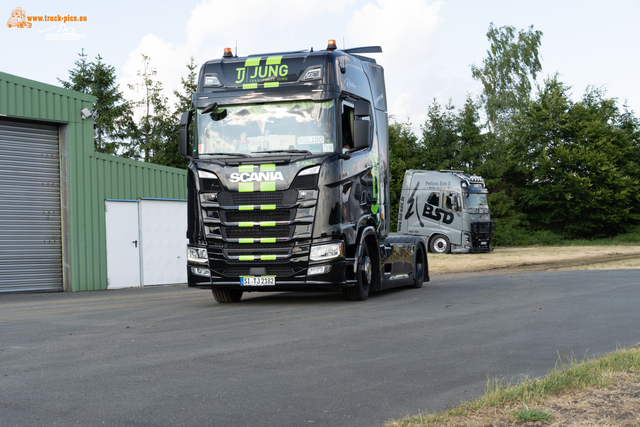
left=120, top=34, right=187, bottom=118
left=347, top=0, right=444, bottom=126
left=119, top=0, right=357, bottom=116
left=119, top=0, right=447, bottom=129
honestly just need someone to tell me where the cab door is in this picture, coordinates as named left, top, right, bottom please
left=439, top=192, right=463, bottom=245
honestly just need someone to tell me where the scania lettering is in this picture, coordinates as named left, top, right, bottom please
left=229, top=172, right=284, bottom=182
left=398, top=170, right=496, bottom=254
left=180, top=41, right=428, bottom=303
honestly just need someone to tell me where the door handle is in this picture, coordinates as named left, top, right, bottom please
left=132, top=240, right=138, bottom=248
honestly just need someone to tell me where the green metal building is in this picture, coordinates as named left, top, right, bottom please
left=0, top=71, right=187, bottom=292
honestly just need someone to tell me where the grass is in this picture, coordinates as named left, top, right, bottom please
left=511, top=406, right=553, bottom=422
left=428, top=245, right=640, bottom=274
left=494, top=226, right=640, bottom=248
left=386, top=345, right=640, bottom=427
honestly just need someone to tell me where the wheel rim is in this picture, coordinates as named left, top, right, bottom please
left=433, top=237, right=448, bottom=253
left=361, top=255, right=372, bottom=290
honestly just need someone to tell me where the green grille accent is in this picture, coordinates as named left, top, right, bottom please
left=260, top=182, right=276, bottom=192
left=239, top=182, right=253, bottom=193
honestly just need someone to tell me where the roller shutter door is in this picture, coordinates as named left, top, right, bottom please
left=0, top=120, right=63, bottom=292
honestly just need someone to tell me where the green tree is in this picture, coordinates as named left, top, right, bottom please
left=148, top=56, right=199, bottom=169
left=418, top=99, right=459, bottom=171
left=471, top=23, right=543, bottom=133
left=125, top=54, right=173, bottom=163
left=509, top=76, right=640, bottom=238
left=59, top=50, right=132, bottom=154
left=173, top=56, right=198, bottom=116
left=388, top=118, right=420, bottom=231
left=456, top=95, right=486, bottom=172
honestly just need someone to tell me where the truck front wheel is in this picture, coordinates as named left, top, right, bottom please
left=212, top=288, right=243, bottom=303
left=430, top=235, right=451, bottom=254
left=409, top=245, right=426, bottom=288
left=343, top=243, right=372, bottom=301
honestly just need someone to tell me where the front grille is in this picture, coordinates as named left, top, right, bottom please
left=222, top=209, right=292, bottom=223
left=471, top=221, right=495, bottom=236
left=224, top=248, right=291, bottom=257
left=224, top=226, right=292, bottom=239
left=292, top=174, right=318, bottom=189
left=218, top=189, right=298, bottom=206
left=218, top=266, right=296, bottom=277
left=201, top=178, right=222, bottom=191
left=224, top=242, right=294, bottom=250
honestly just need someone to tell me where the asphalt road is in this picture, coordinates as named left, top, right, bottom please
left=1, top=269, right=639, bottom=427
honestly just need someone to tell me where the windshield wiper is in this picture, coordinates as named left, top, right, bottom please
left=204, top=152, right=251, bottom=158
left=253, top=149, right=312, bottom=155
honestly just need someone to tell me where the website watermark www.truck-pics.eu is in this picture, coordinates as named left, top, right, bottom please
left=6, top=7, right=87, bottom=41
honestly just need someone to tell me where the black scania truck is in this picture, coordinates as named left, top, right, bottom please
left=179, top=40, right=428, bottom=303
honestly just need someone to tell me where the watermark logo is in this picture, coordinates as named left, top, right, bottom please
left=46, top=24, right=85, bottom=41
left=7, top=7, right=88, bottom=41
left=6, top=7, right=31, bottom=28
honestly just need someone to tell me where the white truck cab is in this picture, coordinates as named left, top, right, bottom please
left=398, top=170, right=495, bottom=253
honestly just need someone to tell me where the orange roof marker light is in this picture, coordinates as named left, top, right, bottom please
left=326, top=39, right=337, bottom=51
left=223, top=48, right=233, bottom=59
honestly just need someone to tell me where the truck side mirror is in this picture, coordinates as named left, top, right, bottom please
left=354, top=100, right=371, bottom=117
left=352, top=101, right=371, bottom=150
left=179, top=109, right=194, bottom=158
left=353, top=120, right=371, bottom=149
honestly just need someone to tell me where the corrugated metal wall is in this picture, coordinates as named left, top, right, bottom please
left=0, top=71, right=187, bottom=292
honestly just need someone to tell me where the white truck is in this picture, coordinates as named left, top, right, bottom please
left=397, top=170, right=496, bottom=254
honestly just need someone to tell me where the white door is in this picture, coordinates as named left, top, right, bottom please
left=105, top=201, right=141, bottom=289
left=138, top=199, right=187, bottom=286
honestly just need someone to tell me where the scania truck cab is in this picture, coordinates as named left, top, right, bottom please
left=180, top=40, right=428, bottom=303
left=397, top=170, right=496, bottom=254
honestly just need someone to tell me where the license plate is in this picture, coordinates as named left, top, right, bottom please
left=481, top=242, right=487, bottom=245
left=241, top=276, right=275, bottom=286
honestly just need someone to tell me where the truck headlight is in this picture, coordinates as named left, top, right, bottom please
left=188, top=247, right=208, bottom=263
left=191, top=266, right=211, bottom=277
left=310, top=243, right=343, bottom=262
left=308, top=265, right=331, bottom=276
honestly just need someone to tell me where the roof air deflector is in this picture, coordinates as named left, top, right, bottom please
left=343, top=46, right=383, bottom=54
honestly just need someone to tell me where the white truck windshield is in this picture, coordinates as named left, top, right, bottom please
left=464, top=193, right=488, bottom=209
left=196, top=100, right=336, bottom=158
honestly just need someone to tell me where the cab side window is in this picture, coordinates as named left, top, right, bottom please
left=341, top=101, right=354, bottom=150
left=443, top=193, right=460, bottom=213
left=427, top=192, right=440, bottom=207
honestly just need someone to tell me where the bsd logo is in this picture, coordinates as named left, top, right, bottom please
left=229, top=171, right=284, bottom=183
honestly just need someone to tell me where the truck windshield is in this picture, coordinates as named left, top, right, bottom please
left=464, top=193, right=489, bottom=209
left=195, top=100, right=336, bottom=158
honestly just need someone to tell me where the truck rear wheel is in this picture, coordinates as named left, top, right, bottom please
left=343, top=242, right=372, bottom=301
left=212, top=288, right=243, bottom=303
left=409, top=245, right=426, bottom=288
left=430, top=235, right=451, bottom=254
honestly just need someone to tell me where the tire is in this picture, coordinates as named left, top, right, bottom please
left=343, top=242, right=373, bottom=301
left=409, top=245, right=426, bottom=288
left=430, top=235, right=451, bottom=254
left=212, top=288, right=243, bottom=303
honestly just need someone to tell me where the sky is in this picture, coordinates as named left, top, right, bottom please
left=3, top=0, right=639, bottom=131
